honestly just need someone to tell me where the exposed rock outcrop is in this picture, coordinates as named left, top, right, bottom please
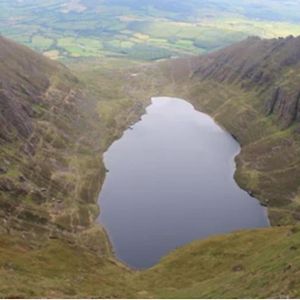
left=0, top=36, right=108, bottom=252
left=191, top=36, right=300, bottom=129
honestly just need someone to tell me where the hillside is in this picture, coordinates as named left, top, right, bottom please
left=0, top=35, right=104, bottom=248
left=0, top=35, right=149, bottom=297
left=0, top=33, right=156, bottom=298
left=139, top=226, right=300, bottom=298
left=1, top=35, right=300, bottom=298
left=0, top=35, right=146, bottom=252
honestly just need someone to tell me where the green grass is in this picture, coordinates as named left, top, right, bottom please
left=57, top=37, right=103, bottom=57
left=139, top=226, right=300, bottom=298
left=0, top=234, right=140, bottom=298
left=31, top=35, right=54, bottom=50
left=1, top=226, right=300, bottom=298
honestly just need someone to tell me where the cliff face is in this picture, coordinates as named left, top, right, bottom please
left=0, top=36, right=110, bottom=251
left=265, top=87, right=300, bottom=128
left=0, top=36, right=55, bottom=141
left=191, top=36, right=300, bottom=129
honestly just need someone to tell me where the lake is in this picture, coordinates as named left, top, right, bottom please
left=98, top=97, right=269, bottom=269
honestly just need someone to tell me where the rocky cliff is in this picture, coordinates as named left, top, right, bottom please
left=191, top=36, right=300, bottom=129
left=0, top=36, right=111, bottom=251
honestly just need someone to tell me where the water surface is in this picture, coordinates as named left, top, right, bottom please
left=98, top=97, right=269, bottom=269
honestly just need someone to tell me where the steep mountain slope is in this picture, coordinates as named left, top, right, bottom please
left=192, top=35, right=300, bottom=129
left=0, top=35, right=141, bottom=252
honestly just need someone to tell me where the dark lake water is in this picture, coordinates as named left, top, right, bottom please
left=98, top=97, right=269, bottom=269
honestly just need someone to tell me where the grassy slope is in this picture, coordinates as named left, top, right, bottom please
left=0, top=234, right=140, bottom=299
left=1, top=226, right=300, bottom=298
left=140, top=226, right=300, bottom=299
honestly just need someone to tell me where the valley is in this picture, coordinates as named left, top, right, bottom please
left=2, top=0, right=300, bottom=61
left=1, top=1, right=300, bottom=298
left=1, top=34, right=300, bottom=298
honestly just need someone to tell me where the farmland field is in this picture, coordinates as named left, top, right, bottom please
left=1, top=0, right=300, bottom=61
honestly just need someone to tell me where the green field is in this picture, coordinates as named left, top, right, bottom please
left=1, top=0, right=300, bottom=61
